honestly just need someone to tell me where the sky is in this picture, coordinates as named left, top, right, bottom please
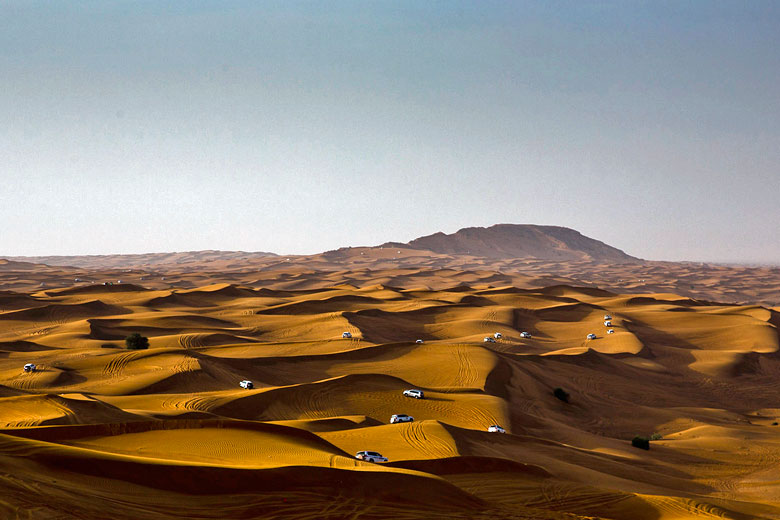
left=1, top=1, right=778, bottom=263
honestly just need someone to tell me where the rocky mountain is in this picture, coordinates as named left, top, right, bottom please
left=383, top=224, right=639, bottom=262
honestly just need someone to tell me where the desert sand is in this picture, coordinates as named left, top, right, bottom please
left=1, top=254, right=780, bottom=519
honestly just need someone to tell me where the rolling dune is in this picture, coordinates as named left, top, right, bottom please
left=0, top=270, right=779, bottom=519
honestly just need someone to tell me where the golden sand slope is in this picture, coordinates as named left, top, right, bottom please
left=1, top=279, right=779, bottom=519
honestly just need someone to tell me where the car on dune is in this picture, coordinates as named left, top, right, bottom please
left=483, top=336, right=496, bottom=343
left=342, top=331, right=352, bottom=339
left=586, top=333, right=597, bottom=340
left=403, top=389, right=424, bottom=399
left=390, top=414, right=414, bottom=423
left=23, top=363, right=36, bottom=372
left=604, top=320, right=612, bottom=327
left=488, top=425, right=506, bottom=433
left=493, top=332, right=502, bottom=339
left=607, top=329, right=615, bottom=334
left=239, top=380, right=254, bottom=389
left=520, top=331, right=532, bottom=339
left=604, top=314, right=612, bottom=320
left=415, top=339, right=424, bottom=344
left=355, top=451, right=388, bottom=463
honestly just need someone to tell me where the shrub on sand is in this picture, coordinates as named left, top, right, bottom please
left=125, top=333, right=149, bottom=350
left=553, top=387, right=570, bottom=403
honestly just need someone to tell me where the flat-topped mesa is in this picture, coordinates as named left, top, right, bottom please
left=382, top=224, right=640, bottom=262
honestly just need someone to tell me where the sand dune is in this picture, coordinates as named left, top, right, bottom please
left=0, top=268, right=779, bottom=518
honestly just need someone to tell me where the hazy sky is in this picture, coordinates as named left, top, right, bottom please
left=1, top=1, right=778, bottom=263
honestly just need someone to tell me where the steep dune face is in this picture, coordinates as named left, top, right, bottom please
left=1, top=276, right=780, bottom=519
left=390, top=224, right=640, bottom=262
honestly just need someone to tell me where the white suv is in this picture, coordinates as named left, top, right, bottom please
left=390, top=414, right=414, bottom=424
left=355, top=451, right=388, bottom=463
left=483, top=336, right=496, bottom=343
left=520, top=332, right=532, bottom=339
left=587, top=333, right=597, bottom=340
left=403, top=389, right=424, bottom=399
left=493, top=332, right=502, bottom=339
left=342, top=331, right=352, bottom=339
left=239, top=380, right=254, bottom=389
left=23, top=363, right=36, bottom=372
left=488, top=425, right=506, bottom=433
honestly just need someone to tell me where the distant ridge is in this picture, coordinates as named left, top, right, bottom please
left=4, top=224, right=638, bottom=268
left=0, top=259, right=51, bottom=271
left=382, top=224, right=639, bottom=263
left=4, top=250, right=278, bottom=270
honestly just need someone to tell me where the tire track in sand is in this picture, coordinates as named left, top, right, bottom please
left=102, top=351, right=144, bottom=378
left=453, top=344, right=477, bottom=388
left=400, top=421, right=456, bottom=459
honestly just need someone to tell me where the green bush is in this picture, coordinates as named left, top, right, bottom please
left=632, top=436, right=650, bottom=450
left=125, top=333, right=149, bottom=350
left=650, top=433, right=663, bottom=441
left=553, top=387, right=570, bottom=403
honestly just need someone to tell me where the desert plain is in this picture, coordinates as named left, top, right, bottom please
left=2, top=228, right=780, bottom=520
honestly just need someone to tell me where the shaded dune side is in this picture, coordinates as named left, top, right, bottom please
left=0, top=340, right=58, bottom=352
left=0, top=394, right=143, bottom=428
left=254, top=294, right=396, bottom=315
left=390, top=455, right=553, bottom=477
left=45, top=284, right=150, bottom=296
left=211, top=374, right=419, bottom=421
left=0, top=291, right=47, bottom=311
left=0, top=300, right=131, bottom=322
left=0, top=430, right=484, bottom=510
